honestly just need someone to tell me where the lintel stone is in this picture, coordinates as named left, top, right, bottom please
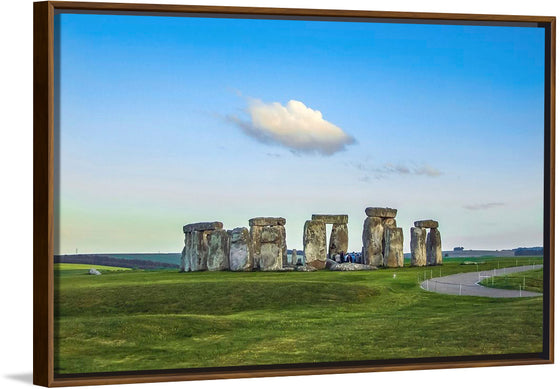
left=183, top=221, right=223, bottom=233
left=311, top=214, right=348, bottom=224
left=414, top=220, right=439, bottom=229
left=365, top=207, right=397, bottom=218
left=249, top=217, right=286, bottom=226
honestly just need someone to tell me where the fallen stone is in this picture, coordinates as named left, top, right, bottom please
left=328, top=223, right=349, bottom=259
left=311, top=214, right=349, bottom=224
left=365, top=207, right=397, bottom=218
left=362, top=216, right=384, bottom=267
left=228, top=227, right=252, bottom=271
left=383, top=227, right=404, bottom=268
left=295, top=264, right=318, bottom=272
left=249, top=217, right=286, bottom=226
left=410, top=227, right=427, bottom=267
left=303, top=220, right=327, bottom=269
left=89, top=268, right=101, bottom=275
left=414, top=220, right=439, bottom=229
left=183, top=221, right=223, bottom=233
left=329, top=263, right=377, bottom=271
left=325, top=258, right=339, bottom=270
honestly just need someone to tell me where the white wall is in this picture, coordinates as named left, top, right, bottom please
left=1, top=1, right=557, bottom=388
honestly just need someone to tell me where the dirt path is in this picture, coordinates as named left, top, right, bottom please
left=420, top=265, right=543, bottom=298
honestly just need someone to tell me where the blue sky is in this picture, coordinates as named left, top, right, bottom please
left=54, top=13, right=545, bottom=254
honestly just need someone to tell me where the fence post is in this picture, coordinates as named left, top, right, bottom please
left=459, top=284, right=462, bottom=296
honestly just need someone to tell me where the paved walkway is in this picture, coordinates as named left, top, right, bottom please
left=420, top=265, right=543, bottom=298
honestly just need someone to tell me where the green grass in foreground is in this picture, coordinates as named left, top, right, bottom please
left=479, top=269, right=544, bottom=293
left=54, top=256, right=544, bottom=374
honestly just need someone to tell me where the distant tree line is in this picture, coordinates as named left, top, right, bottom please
left=54, top=254, right=180, bottom=269
left=514, top=247, right=544, bottom=256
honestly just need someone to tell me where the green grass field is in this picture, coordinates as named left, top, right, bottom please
left=55, top=263, right=132, bottom=272
left=479, top=268, right=544, bottom=293
left=54, top=256, right=544, bottom=375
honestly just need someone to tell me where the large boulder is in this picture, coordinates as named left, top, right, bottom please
left=383, top=227, right=404, bottom=268
left=410, top=227, right=427, bottom=267
left=328, top=223, right=349, bottom=259
left=303, top=220, right=327, bottom=269
left=228, top=227, right=252, bottom=271
left=362, top=216, right=384, bottom=267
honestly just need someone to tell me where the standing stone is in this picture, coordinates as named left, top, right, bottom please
left=427, top=228, right=443, bottom=266
left=303, top=220, right=327, bottom=269
left=383, top=227, right=404, bottom=268
left=250, top=217, right=287, bottom=271
left=228, top=227, right=252, bottom=271
left=184, top=230, right=210, bottom=272
left=328, top=223, right=349, bottom=259
left=206, top=229, right=230, bottom=271
left=362, top=217, right=384, bottom=267
left=291, top=249, right=298, bottom=266
left=180, top=246, right=187, bottom=272
left=410, top=227, right=427, bottom=267
left=249, top=225, right=263, bottom=270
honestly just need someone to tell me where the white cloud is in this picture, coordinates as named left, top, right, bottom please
left=463, top=202, right=505, bottom=211
left=353, top=162, right=443, bottom=179
left=228, top=99, right=355, bottom=155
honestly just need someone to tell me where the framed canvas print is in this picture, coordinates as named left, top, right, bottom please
left=33, top=1, right=555, bottom=387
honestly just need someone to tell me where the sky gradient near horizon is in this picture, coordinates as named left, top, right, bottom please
left=54, top=13, right=545, bottom=254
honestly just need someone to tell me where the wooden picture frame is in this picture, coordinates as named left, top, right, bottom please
left=34, top=1, right=555, bottom=386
